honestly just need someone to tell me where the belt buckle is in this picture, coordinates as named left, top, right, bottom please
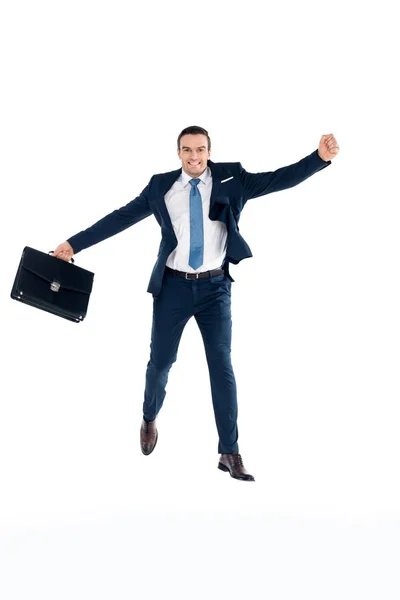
left=185, top=272, right=199, bottom=280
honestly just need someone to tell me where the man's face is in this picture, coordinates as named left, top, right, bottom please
left=177, top=134, right=211, bottom=178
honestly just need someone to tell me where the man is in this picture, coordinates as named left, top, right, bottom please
left=53, top=125, right=340, bottom=482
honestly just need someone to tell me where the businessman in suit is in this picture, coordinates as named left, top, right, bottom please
left=53, top=125, right=340, bottom=481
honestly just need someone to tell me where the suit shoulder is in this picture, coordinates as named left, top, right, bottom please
left=211, top=161, right=242, bottom=175
left=152, top=168, right=181, bottom=178
left=214, top=161, right=241, bottom=168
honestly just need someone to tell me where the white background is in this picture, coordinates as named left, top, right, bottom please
left=1, top=0, right=399, bottom=598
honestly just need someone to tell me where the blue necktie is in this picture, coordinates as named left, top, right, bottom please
left=188, top=178, right=204, bottom=270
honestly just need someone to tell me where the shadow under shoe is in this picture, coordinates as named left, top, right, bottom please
left=140, top=418, right=158, bottom=455
left=218, top=452, right=255, bottom=481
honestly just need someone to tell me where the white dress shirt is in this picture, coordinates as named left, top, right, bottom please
left=165, top=166, right=228, bottom=273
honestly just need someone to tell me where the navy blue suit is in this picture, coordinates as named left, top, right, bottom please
left=67, top=149, right=331, bottom=453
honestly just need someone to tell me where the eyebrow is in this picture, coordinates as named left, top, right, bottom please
left=181, top=145, right=207, bottom=149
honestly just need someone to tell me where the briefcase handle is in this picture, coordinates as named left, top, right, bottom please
left=49, top=251, right=75, bottom=264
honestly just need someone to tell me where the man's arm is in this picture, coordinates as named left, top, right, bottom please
left=239, top=149, right=331, bottom=203
left=239, top=134, right=339, bottom=204
left=53, top=176, right=154, bottom=259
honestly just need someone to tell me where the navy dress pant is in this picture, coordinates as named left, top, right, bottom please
left=142, top=268, right=239, bottom=454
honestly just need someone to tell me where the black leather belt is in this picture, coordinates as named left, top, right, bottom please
left=166, top=266, right=224, bottom=280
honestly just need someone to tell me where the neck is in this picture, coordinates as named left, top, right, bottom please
left=183, top=167, right=207, bottom=178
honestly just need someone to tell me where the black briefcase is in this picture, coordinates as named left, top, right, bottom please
left=11, top=246, right=95, bottom=322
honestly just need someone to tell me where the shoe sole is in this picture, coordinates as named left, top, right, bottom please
left=218, top=462, right=230, bottom=472
left=218, top=462, right=255, bottom=481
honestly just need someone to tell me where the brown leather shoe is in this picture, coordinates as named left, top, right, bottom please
left=218, top=452, right=255, bottom=481
left=140, top=418, right=158, bottom=455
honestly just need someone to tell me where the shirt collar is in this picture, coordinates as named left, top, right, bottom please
left=181, top=165, right=211, bottom=187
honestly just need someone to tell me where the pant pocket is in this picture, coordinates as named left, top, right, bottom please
left=210, top=273, right=226, bottom=284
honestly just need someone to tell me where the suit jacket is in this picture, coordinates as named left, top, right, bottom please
left=67, top=149, right=331, bottom=297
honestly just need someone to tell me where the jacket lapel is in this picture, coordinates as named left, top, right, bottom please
left=207, top=159, right=234, bottom=220
left=155, top=168, right=181, bottom=235
left=207, top=159, right=222, bottom=213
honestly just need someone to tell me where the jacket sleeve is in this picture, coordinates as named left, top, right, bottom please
left=66, top=176, right=154, bottom=254
left=239, top=150, right=331, bottom=203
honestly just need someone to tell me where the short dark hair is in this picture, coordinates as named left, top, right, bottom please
left=177, top=125, right=211, bottom=151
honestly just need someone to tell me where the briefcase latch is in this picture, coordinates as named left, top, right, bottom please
left=50, top=280, right=61, bottom=292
